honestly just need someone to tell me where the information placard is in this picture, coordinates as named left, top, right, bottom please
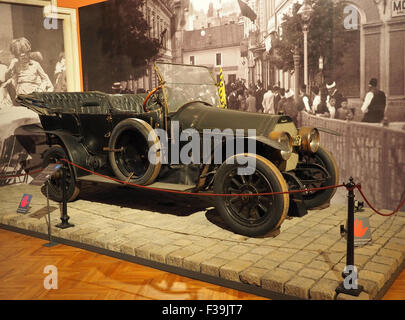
left=343, top=217, right=372, bottom=246
left=354, top=217, right=372, bottom=246
left=17, top=194, right=33, bottom=214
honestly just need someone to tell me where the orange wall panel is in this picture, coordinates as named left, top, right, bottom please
left=57, top=0, right=107, bottom=90
left=57, top=0, right=106, bottom=9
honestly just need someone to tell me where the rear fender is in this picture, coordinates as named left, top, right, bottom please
left=26, top=125, right=90, bottom=178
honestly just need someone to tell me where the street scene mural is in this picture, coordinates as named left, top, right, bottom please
left=0, top=1, right=65, bottom=184
left=1, top=0, right=405, bottom=302
left=77, top=0, right=405, bottom=210
left=0, top=0, right=404, bottom=211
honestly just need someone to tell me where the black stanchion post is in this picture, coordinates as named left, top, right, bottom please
left=55, top=165, right=74, bottom=229
left=43, top=183, right=58, bottom=247
left=336, top=177, right=363, bottom=296
left=346, top=177, right=355, bottom=269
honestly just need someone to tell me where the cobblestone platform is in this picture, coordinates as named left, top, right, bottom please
left=0, top=182, right=404, bottom=300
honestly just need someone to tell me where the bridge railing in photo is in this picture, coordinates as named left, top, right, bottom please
left=298, top=112, right=405, bottom=211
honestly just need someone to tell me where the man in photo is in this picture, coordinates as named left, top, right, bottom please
left=297, top=84, right=311, bottom=114
left=326, top=81, right=344, bottom=113
left=361, top=78, right=386, bottom=123
left=262, top=85, right=275, bottom=114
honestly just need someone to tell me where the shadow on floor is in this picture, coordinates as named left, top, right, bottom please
left=77, top=182, right=214, bottom=217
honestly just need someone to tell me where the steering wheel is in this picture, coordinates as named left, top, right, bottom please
left=143, top=86, right=162, bottom=113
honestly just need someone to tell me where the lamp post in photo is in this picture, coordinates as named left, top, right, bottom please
left=294, top=45, right=300, bottom=102
left=298, top=0, right=314, bottom=93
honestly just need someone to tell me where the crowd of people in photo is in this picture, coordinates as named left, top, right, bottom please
left=225, top=77, right=387, bottom=125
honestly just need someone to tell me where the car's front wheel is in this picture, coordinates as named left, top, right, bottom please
left=213, top=154, right=290, bottom=237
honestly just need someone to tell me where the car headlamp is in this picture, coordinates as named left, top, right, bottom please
left=269, top=132, right=293, bottom=161
left=299, top=127, right=320, bottom=153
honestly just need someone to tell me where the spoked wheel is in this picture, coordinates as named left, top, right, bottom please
left=41, top=145, right=80, bottom=202
left=109, top=118, right=161, bottom=185
left=116, top=131, right=149, bottom=178
left=298, top=146, right=339, bottom=210
left=213, top=154, right=289, bottom=237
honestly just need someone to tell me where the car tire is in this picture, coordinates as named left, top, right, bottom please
left=41, top=145, right=80, bottom=202
left=213, top=154, right=290, bottom=237
left=108, top=118, right=161, bottom=186
left=303, top=146, right=339, bottom=210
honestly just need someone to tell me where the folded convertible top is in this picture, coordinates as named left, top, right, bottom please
left=16, top=91, right=148, bottom=115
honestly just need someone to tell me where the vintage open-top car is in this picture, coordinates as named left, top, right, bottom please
left=17, top=62, right=339, bottom=237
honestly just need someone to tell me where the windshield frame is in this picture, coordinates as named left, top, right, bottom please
left=154, top=61, right=221, bottom=114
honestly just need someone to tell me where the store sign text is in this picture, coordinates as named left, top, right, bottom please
left=392, top=0, right=405, bottom=17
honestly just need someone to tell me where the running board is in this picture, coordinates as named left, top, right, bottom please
left=77, top=174, right=196, bottom=192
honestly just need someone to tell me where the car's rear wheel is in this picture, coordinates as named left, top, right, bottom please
left=213, top=154, right=289, bottom=237
left=108, top=118, right=161, bottom=185
left=41, top=145, right=80, bottom=202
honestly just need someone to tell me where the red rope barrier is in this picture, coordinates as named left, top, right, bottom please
left=2, top=158, right=403, bottom=216
left=60, top=158, right=345, bottom=197
left=355, top=185, right=405, bottom=217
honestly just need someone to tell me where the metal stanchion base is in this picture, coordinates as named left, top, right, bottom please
left=335, top=283, right=364, bottom=297
left=43, top=241, right=59, bottom=247
left=55, top=222, right=74, bottom=229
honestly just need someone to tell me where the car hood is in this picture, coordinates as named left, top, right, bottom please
left=170, top=102, right=292, bottom=137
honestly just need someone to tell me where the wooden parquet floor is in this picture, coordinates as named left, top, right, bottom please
left=0, top=229, right=267, bottom=300
left=0, top=228, right=403, bottom=300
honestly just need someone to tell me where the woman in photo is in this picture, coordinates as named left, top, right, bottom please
left=6, top=37, right=54, bottom=96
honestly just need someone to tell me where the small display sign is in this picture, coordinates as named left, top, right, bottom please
left=30, top=163, right=62, bottom=186
left=354, top=217, right=372, bottom=246
left=17, top=194, right=33, bottom=214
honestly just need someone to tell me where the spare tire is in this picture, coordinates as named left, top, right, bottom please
left=108, top=118, right=161, bottom=185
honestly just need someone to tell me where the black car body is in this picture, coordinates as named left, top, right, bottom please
left=17, top=62, right=339, bottom=237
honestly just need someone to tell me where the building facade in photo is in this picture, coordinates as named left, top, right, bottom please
left=184, top=1, right=241, bottom=31
left=249, top=0, right=405, bottom=120
left=181, top=22, right=247, bottom=85
left=138, top=0, right=175, bottom=91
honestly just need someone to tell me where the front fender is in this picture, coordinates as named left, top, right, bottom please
left=251, top=135, right=288, bottom=152
left=208, top=134, right=286, bottom=166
